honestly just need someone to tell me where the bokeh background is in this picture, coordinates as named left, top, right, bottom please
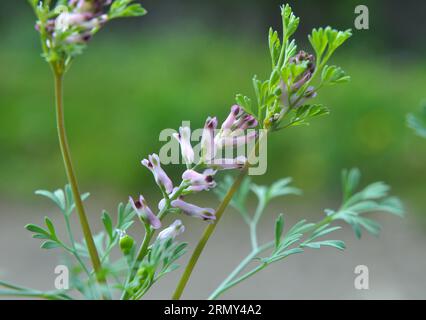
left=0, top=0, right=425, bottom=299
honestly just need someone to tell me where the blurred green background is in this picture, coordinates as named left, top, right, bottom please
left=1, top=0, right=424, bottom=213
left=1, top=0, right=426, bottom=299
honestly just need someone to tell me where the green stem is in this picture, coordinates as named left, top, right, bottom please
left=249, top=199, right=266, bottom=250
left=172, top=164, right=249, bottom=300
left=208, top=242, right=273, bottom=300
left=0, top=280, right=73, bottom=300
left=0, top=289, right=72, bottom=300
left=130, top=226, right=153, bottom=277
left=249, top=223, right=258, bottom=250
left=121, top=181, right=190, bottom=299
left=53, top=71, right=106, bottom=291
left=64, top=215, right=91, bottom=276
left=216, top=263, right=267, bottom=297
left=211, top=214, right=338, bottom=299
left=172, top=132, right=268, bottom=300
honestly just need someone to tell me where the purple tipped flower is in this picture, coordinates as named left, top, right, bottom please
left=294, top=86, right=317, bottom=108
left=234, top=114, right=258, bottom=130
left=280, top=50, right=317, bottom=108
left=157, top=187, right=181, bottom=211
left=129, top=195, right=161, bottom=229
left=201, top=116, right=218, bottom=161
left=217, top=130, right=258, bottom=148
left=211, top=156, right=247, bottom=170
left=171, top=199, right=216, bottom=221
left=182, top=169, right=217, bottom=192
left=157, top=220, right=185, bottom=241
left=221, top=105, right=243, bottom=130
left=55, top=12, right=92, bottom=32
left=141, top=154, right=174, bottom=194
left=70, top=0, right=112, bottom=14
left=173, top=126, right=194, bottom=165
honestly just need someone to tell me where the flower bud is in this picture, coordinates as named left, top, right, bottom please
left=173, top=126, right=194, bottom=165
left=170, top=199, right=216, bottom=222
left=129, top=195, right=161, bottom=229
left=157, top=220, right=185, bottom=241
left=142, top=154, right=174, bottom=194
left=288, top=50, right=316, bottom=91
left=221, top=105, right=242, bottom=130
left=117, top=230, right=134, bottom=255
left=137, top=266, right=149, bottom=283
left=201, top=116, right=218, bottom=161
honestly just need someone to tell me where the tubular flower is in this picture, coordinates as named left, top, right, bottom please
left=140, top=105, right=257, bottom=225
left=221, top=105, right=243, bottom=130
left=215, top=105, right=258, bottom=150
left=173, top=126, right=195, bottom=165
left=157, top=187, right=181, bottom=211
left=233, top=114, right=258, bottom=131
left=218, top=130, right=258, bottom=148
left=182, top=169, right=217, bottom=192
left=69, top=0, right=112, bottom=14
left=157, top=220, right=185, bottom=241
left=211, top=156, right=247, bottom=170
left=200, top=116, right=218, bottom=161
left=142, top=153, right=174, bottom=194
left=281, top=50, right=317, bottom=108
left=222, top=106, right=258, bottom=132
left=129, top=195, right=161, bottom=229
left=170, top=199, right=216, bottom=222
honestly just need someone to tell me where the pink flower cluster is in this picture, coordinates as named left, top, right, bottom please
left=129, top=105, right=258, bottom=229
left=37, top=0, right=111, bottom=44
left=281, top=50, right=317, bottom=108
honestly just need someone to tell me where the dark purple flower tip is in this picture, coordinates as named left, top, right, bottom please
left=134, top=200, right=142, bottom=209
left=231, top=104, right=242, bottom=116
left=206, top=116, right=218, bottom=129
left=305, top=86, right=317, bottom=98
left=245, top=115, right=258, bottom=127
left=82, top=34, right=92, bottom=42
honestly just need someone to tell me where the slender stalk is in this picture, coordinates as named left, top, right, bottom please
left=214, top=263, right=267, bottom=298
left=64, top=216, right=91, bottom=276
left=0, top=290, right=72, bottom=300
left=0, top=280, right=73, bottom=300
left=172, top=164, right=249, bottom=299
left=53, top=71, right=106, bottom=288
left=249, top=223, right=258, bottom=249
left=129, top=225, right=153, bottom=278
left=209, top=213, right=338, bottom=299
left=208, top=242, right=273, bottom=300
left=172, top=132, right=267, bottom=299
left=249, top=199, right=266, bottom=250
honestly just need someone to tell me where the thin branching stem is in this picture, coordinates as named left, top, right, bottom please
left=172, top=134, right=267, bottom=299
left=208, top=242, right=273, bottom=300
left=53, top=70, right=108, bottom=296
left=172, top=165, right=250, bottom=299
